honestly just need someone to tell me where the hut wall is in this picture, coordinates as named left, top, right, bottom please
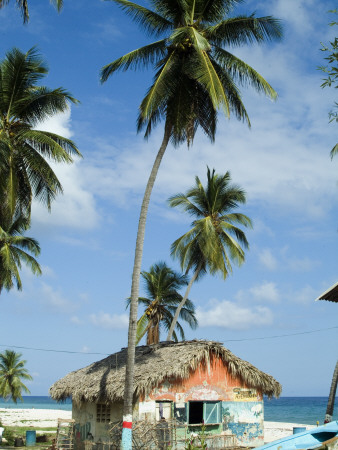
left=139, top=356, right=264, bottom=447
left=73, top=402, right=124, bottom=444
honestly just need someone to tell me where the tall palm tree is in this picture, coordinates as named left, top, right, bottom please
left=167, top=167, right=252, bottom=340
left=0, top=212, right=41, bottom=294
left=100, top=1, right=282, bottom=445
left=127, top=262, right=198, bottom=345
left=0, top=350, right=32, bottom=402
left=0, top=0, right=63, bottom=23
left=0, top=47, right=81, bottom=222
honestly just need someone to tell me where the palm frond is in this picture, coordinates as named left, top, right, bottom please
left=51, top=0, right=63, bottom=12
left=150, top=0, right=184, bottom=25
left=206, top=15, right=283, bottom=47
left=213, top=46, right=277, bottom=99
left=188, top=50, right=229, bottom=116
left=20, top=129, right=81, bottom=161
left=20, top=144, right=64, bottom=210
left=137, top=51, right=181, bottom=129
left=14, top=87, right=79, bottom=125
left=330, top=142, right=338, bottom=159
left=136, top=312, right=150, bottom=344
left=10, top=247, right=42, bottom=274
left=106, top=0, right=172, bottom=36
left=100, top=40, right=167, bottom=82
left=196, top=0, right=244, bottom=23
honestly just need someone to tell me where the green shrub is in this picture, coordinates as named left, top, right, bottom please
left=3, top=428, right=15, bottom=446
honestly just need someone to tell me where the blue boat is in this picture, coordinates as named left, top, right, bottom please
left=259, top=421, right=338, bottom=450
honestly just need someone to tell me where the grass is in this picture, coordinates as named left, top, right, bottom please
left=0, top=426, right=56, bottom=449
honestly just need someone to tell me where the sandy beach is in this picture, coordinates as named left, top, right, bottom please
left=0, top=408, right=312, bottom=443
left=0, top=408, right=71, bottom=429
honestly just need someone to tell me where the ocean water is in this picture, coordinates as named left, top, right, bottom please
left=0, top=396, right=337, bottom=425
left=0, top=396, right=71, bottom=411
left=264, top=397, right=338, bottom=425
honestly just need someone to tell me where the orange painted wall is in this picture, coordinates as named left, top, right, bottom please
left=146, top=356, right=262, bottom=402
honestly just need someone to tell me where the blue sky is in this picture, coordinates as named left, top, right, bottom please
left=0, top=0, right=337, bottom=399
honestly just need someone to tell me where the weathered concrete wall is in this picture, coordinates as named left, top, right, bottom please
left=141, top=356, right=264, bottom=447
left=73, top=402, right=124, bottom=444
left=222, top=401, right=264, bottom=447
left=146, top=357, right=262, bottom=402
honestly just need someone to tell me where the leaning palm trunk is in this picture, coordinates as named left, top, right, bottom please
left=324, top=360, right=338, bottom=423
left=166, top=263, right=202, bottom=341
left=121, top=124, right=171, bottom=449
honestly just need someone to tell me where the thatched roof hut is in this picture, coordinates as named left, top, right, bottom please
left=316, top=281, right=338, bottom=303
left=50, top=340, right=281, bottom=404
left=50, top=340, right=281, bottom=406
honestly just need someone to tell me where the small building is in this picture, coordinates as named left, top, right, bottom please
left=50, top=340, right=281, bottom=448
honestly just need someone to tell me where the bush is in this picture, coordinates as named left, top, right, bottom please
left=3, top=428, right=15, bottom=446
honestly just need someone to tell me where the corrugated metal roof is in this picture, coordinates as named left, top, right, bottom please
left=316, top=282, right=338, bottom=302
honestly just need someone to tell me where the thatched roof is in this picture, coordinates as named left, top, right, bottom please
left=49, top=340, right=281, bottom=405
left=316, top=282, right=338, bottom=303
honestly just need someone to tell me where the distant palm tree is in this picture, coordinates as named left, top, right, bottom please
left=0, top=213, right=41, bottom=294
left=127, top=262, right=198, bottom=345
left=0, top=350, right=32, bottom=402
left=167, top=167, right=252, bottom=340
left=101, top=1, right=282, bottom=439
left=0, top=0, right=63, bottom=23
left=0, top=47, right=80, bottom=222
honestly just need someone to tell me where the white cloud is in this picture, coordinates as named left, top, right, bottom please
left=267, top=0, right=316, bottom=35
left=70, top=316, right=84, bottom=325
left=288, top=257, right=321, bottom=272
left=38, top=282, right=78, bottom=313
left=89, top=311, right=129, bottom=329
left=80, top=76, right=336, bottom=220
left=31, top=111, right=100, bottom=230
left=36, top=110, right=74, bottom=138
left=91, top=17, right=122, bottom=42
left=259, top=249, right=278, bottom=270
left=250, top=282, right=280, bottom=303
left=40, top=265, right=56, bottom=278
left=291, top=285, right=319, bottom=304
left=196, top=299, right=274, bottom=330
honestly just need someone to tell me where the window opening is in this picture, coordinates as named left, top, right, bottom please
left=188, top=401, right=221, bottom=425
left=188, top=401, right=203, bottom=424
left=155, top=401, right=172, bottom=421
left=96, top=404, right=111, bottom=423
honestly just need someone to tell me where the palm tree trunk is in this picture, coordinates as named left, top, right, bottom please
left=324, top=360, right=338, bottom=423
left=121, top=123, right=171, bottom=450
left=166, top=263, right=202, bottom=341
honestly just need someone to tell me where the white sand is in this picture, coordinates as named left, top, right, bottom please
left=264, top=421, right=313, bottom=443
left=0, top=408, right=71, bottom=428
left=0, top=408, right=314, bottom=443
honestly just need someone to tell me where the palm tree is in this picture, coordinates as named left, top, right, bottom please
left=324, top=360, right=338, bottom=423
left=0, top=47, right=81, bottom=222
left=167, top=167, right=252, bottom=340
left=127, top=262, right=198, bottom=345
left=0, top=212, right=41, bottom=294
left=0, top=0, right=63, bottom=23
left=0, top=350, right=32, bottom=402
left=100, top=1, right=282, bottom=445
